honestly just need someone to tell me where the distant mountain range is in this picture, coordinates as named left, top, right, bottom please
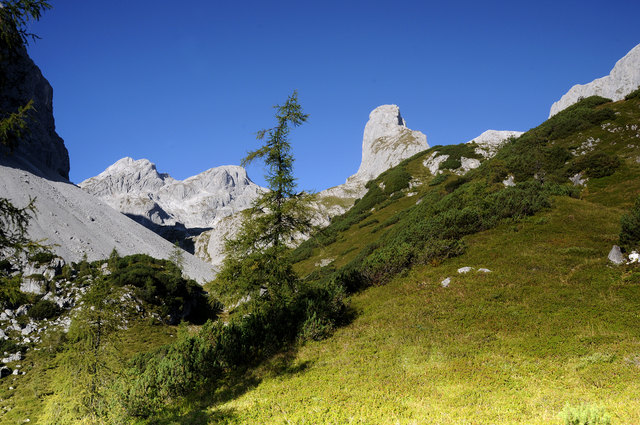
left=2, top=39, right=639, bottom=277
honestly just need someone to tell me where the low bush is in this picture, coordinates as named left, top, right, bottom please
left=107, top=254, right=212, bottom=324
left=429, top=172, right=448, bottom=186
left=620, top=195, right=640, bottom=250
left=0, top=339, right=19, bottom=354
left=358, top=218, right=379, bottom=228
left=28, top=299, right=61, bottom=320
left=0, top=275, right=28, bottom=308
left=560, top=403, right=611, bottom=425
left=29, top=251, right=55, bottom=265
left=289, top=243, right=313, bottom=263
left=381, top=166, right=412, bottom=195
left=624, top=86, right=640, bottom=100
left=569, top=152, right=620, bottom=178
left=444, top=176, right=468, bottom=193
left=330, top=266, right=367, bottom=293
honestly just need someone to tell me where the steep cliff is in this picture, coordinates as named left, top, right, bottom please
left=0, top=37, right=69, bottom=179
left=549, top=43, right=640, bottom=117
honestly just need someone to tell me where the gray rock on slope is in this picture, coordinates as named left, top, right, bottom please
left=608, top=245, right=624, bottom=265
left=0, top=165, right=215, bottom=283
left=549, top=43, right=640, bottom=117
left=80, top=157, right=263, bottom=233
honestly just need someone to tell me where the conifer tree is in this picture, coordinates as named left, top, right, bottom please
left=216, top=91, right=313, bottom=301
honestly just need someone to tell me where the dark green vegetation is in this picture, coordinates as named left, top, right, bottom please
left=3, top=92, right=640, bottom=424
left=2, top=3, right=640, bottom=419
left=0, top=253, right=216, bottom=424
left=619, top=195, right=640, bottom=251
left=214, top=91, right=314, bottom=304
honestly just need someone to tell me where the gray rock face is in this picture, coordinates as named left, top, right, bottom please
left=0, top=164, right=214, bottom=283
left=320, top=104, right=429, bottom=205
left=0, top=38, right=69, bottom=180
left=80, top=157, right=263, bottom=236
left=356, top=105, right=428, bottom=183
left=549, top=43, right=640, bottom=117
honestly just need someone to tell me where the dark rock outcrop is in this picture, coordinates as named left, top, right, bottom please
left=0, top=38, right=69, bottom=180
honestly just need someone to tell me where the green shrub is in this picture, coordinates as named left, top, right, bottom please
left=560, top=403, right=611, bottom=425
left=497, top=96, right=616, bottom=181
left=29, top=251, right=55, bottom=265
left=620, top=196, right=640, bottom=250
left=382, top=166, right=412, bottom=195
left=569, top=152, right=621, bottom=178
left=28, top=299, right=61, bottom=320
left=429, top=173, right=448, bottom=186
left=0, top=275, right=28, bottom=308
left=289, top=243, right=313, bottom=263
left=361, top=242, right=415, bottom=284
left=358, top=218, right=379, bottom=228
left=330, top=266, right=367, bottom=293
left=444, top=176, right=468, bottom=193
left=108, top=254, right=211, bottom=323
left=624, top=86, right=640, bottom=100
left=440, top=156, right=462, bottom=170
left=0, top=339, right=20, bottom=354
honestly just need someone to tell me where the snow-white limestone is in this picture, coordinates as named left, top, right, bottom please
left=468, top=130, right=524, bottom=158
left=549, top=43, right=640, bottom=117
left=423, top=152, right=449, bottom=175
left=80, top=158, right=263, bottom=231
left=320, top=104, right=429, bottom=204
left=356, top=105, right=428, bottom=182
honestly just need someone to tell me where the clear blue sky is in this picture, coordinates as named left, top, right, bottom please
left=26, top=0, right=640, bottom=191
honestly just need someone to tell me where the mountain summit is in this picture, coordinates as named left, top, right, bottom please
left=356, top=104, right=429, bottom=182
left=80, top=158, right=263, bottom=242
left=321, top=104, right=429, bottom=202
left=549, top=43, right=640, bottom=117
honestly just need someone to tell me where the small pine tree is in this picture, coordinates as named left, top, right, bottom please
left=215, top=91, right=313, bottom=302
left=107, top=247, right=119, bottom=272
left=168, top=241, right=184, bottom=275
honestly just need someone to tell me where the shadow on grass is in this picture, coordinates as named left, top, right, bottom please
left=149, top=302, right=358, bottom=422
left=149, top=407, right=238, bottom=425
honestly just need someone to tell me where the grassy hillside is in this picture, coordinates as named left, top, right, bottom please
left=2, top=93, right=640, bottom=424
left=195, top=94, right=640, bottom=424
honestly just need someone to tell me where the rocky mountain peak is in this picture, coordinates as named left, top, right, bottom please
left=355, top=104, right=428, bottom=183
left=80, top=159, right=264, bottom=239
left=549, top=43, right=640, bottom=117
left=81, top=157, right=172, bottom=197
